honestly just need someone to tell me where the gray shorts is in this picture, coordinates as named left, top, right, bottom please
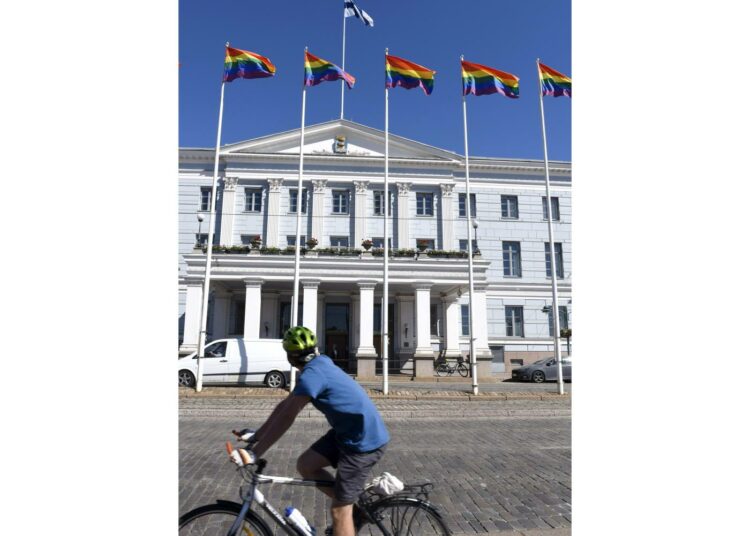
left=310, top=429, right=387, bottom=504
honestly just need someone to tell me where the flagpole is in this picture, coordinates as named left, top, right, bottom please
left=196, top=43, right=229, bottom=392
left=340, top=7, right=347, bottom=119
left=290, top=47, right=308, bottom=392
left=536, top=58, right=564, bottom=395
left=382, top=48, right=390, bottom=395
left=460, top=56, right=479, bottom=396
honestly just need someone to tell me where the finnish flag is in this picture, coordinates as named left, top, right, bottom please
left=344, top=0, right=374, bottom=27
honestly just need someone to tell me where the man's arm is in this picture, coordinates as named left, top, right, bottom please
left=250, top=394, right=311, bottom=457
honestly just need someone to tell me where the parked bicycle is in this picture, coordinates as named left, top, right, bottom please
left=434, top=355, right=469, bottom=378
left=179, top=440, right=451, bottom=536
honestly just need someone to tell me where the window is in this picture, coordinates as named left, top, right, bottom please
left=372, top=237, right=392, bottom=249
left=286, top=235, right=307, bottom=247
left=501, top=195, right=519, bottom=219
left=200, top=187, right=211, bottom=211
left=548, top=306, right=569, bottom=336
left=243, top=188, right=262, bottom=212
left=416, top=192, right=434, bottom=216
left=332, top=190, right=349, bottom=214
left=459, top=239, right=478, bottom=252
left=461, top=305, right=469, bottom=336
left=430, top=304, right=440, bottom=336
left=330, top=236, right=350, bottom=249
left=545, top=242, right=564, bottom=278
left=241, top=234, right=262, bottom=245
left=416, top=238, right=435, bottom=250
left=458, top=193, right=477, bottom=218
left=542, top=196, right=560, bottom=221
left=502, top=241, right=522, bottom=277
left=505, top=306, right=524, bottom=337
left=195, top=233, right=209, bottom=246
left=203, top=341, right=227, bottom=358
left=373, top=190, right=392, bottom=216
left=289, top=188, right=308, bottom=213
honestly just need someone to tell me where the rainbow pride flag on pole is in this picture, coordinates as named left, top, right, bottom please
left=223, top=46, right=276, bottom=82
left=538, top=62, right=571, bottom=97
left=385, top=54, right=436, bottom=95
left=461, top=60, right=519, bottom=98
left=304, top=51, right=356, bottom=89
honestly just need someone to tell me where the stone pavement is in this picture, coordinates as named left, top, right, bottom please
left=179, top=393, right=571, bottom=535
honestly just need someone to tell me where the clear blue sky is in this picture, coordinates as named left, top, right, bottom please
left=179, top=0, right=571, bottom=160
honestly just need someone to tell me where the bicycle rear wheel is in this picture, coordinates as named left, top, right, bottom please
left=179, top=502, right=272, bottom=536
left=357, top=497, right=450, bottom=536
left=435, top=364, right=449, bottom=377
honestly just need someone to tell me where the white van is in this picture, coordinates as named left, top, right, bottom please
left=178, top=338, right=290, bottom=388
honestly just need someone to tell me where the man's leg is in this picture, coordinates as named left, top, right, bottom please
left=331, top=501, right=355, bottom=536
left=297, top=448, right=336, bottom=499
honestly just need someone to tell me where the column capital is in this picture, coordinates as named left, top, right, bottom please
left=413, top=281, right=432, bottom=291
left=312, top=179, right=328, bottom=193
left=353, top=180, right=370, bottom=194
left=243, top=277, right=264, bottom=288
left=357, top=280, right=378, bottom=290
left=301, top=278, right=321, bottom=289
left=472, top=282, right=488, bottom=292
left=267, top=178, right=284, bottom=192
left=396, top=182, right=412, bottom=196
left=440, top=183, right=455, bottom=197
left=184, top=276, right=204, bottom=287
left=224, top=176, right=239, bottom=192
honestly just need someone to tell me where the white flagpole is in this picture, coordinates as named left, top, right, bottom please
left=196, top=43, right=229, bottom=392
left=382, top=48, right=390, bottom=395
left=460, top=55, right=479, bottom=396
left=536, top=58, right=564, bottom=395
left=290, top=47, right=308, bottom=392
left=340, top=7, right=347, bottom=119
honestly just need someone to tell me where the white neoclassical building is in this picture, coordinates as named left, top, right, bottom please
left=178, top=120, right=571, bottom=379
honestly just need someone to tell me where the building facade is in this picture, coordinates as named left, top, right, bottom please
left=178, top=120, right=571, bottom=379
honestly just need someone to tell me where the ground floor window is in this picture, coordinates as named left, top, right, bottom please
left=505, top=306, right=524, bottom=337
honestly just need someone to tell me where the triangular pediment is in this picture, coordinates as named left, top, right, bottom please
left=221, top=120, right=460, bottom=161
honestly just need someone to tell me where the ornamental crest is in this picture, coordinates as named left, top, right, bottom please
left=333, top=135, right=348, bottom=154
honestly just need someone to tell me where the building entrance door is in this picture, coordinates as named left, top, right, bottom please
left=324, top=304, right=350, bottom=372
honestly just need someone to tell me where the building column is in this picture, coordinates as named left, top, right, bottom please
left=212, top=291, right=231, bottom=339
left=311, top=179, right=327, bottom=244
left=472, top=283, right=493, bottom=379
left=396, top=182, right=412, bottom=249
left=219, top=176, right=239, bottom=245
left=353, top=180, right=369, bottom=249
left=243, top=278, right=263, bottom=339
left=265, top=178, right=283, bottom=248
left=180, top=278, right=204, bottom=354
left=440, top=183, right=455, bottom=250
left=413, top=282, right=435, bottom=378
left=442, top=293, right=461, bottom=359
left=356, top=280, right=378, bottom=379
left=301, top=279, right=320, bottom=334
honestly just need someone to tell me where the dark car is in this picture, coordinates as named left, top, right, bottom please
left=512, top=356, right=572, bottom=383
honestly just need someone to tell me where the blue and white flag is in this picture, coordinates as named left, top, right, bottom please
left=344, top=0, right=374, bottom=27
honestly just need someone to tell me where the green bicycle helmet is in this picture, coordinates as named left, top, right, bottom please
left=282, top=326, right=317, bottom=353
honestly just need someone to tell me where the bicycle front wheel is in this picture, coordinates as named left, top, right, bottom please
left=357, top=497, right=450, bottom=536
left=457, top=364, right=469, bottom=378
left=179, top=502, right=272, bottom=536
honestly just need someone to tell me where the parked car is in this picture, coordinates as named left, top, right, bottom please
left=511, top=356, right=572, bottom=383
left=178, top=338, right=290, bottom=388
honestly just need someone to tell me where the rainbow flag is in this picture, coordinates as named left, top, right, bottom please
left=461, top=60, right=519, bottom=98
left=385, top=54, right=436, bottom=95
left=539, top=62, right=571, bottom=97
left=304, top=51, right=355, bottom=89
left=223, top=46, right=276, bottom=82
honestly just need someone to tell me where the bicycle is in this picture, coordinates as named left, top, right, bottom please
left=434, top=356, right=469, bottom=378
left=179, top=441, right=451, bottom=536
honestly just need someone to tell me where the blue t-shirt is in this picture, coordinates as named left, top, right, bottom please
left=292, top=354, right=390, bottom=453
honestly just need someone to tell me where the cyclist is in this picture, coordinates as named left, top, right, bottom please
left=237, top=326, right=390, bottom=536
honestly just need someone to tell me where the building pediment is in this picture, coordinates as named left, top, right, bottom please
left=220, top=119, right=461, bottom=162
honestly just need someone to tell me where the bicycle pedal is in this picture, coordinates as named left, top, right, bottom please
left=324, top=527, right=333, bottom=536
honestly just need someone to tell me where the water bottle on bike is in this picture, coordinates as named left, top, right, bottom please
left=284, top=506, right=316, bottom=536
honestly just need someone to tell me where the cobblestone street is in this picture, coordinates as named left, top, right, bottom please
left=180, top=395, right=571, bottom=535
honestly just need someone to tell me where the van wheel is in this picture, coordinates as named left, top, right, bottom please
left=265, top=371, right=285, bottom=389
left=179, top=370, right=196, bottom=388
